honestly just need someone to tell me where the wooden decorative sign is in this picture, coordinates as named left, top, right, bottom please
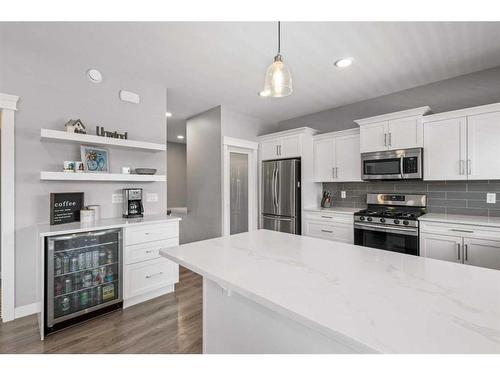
left=50, top=192, right=84, bottom=225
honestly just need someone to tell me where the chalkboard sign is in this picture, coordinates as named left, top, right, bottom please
left=50, top=192, right=84, bottom=225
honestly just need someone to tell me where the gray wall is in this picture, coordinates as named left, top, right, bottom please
left=184, top=106, right=222, bottom=244
left=167, top=142, right=187, bottom=207
left=0, top=44, right=167, bottom=307
left=279, top=66, right=500, bottom=133
left=324, top=181, right=500, bottom=217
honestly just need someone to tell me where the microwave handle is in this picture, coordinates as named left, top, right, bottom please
left=400, top=156, right=404, bottom=178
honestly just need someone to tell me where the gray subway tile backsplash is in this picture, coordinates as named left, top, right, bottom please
left=323, top=180, right=500, bottom=217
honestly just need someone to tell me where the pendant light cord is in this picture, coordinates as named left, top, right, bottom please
left=278, top=21, right=281, bottom=54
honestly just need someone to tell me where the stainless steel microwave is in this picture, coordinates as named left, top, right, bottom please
left=361, top=148, right=423, bottom=181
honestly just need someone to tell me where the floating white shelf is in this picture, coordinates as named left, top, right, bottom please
left=40, top=171, right=166, bottom=182
left=40, top=129, right=166, bottom=151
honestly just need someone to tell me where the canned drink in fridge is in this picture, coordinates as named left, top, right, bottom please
left=78, top=252, right=86, bottom=270
left=55, top=256, right=62, bottom=275
left=85, top=251, right=92, bottom=269
left=70, top=256, right=78, bottom=273
left=96, top=286, right=102, bottom=304
left=64, top=277, right=72, bottom=294
left=92, top=269, right=100, bottom=286
left=61, top=296, right=71, bottom=314
left=80, top=291, right=89, bottom=308
left=55, top=279, right=63, bottom=296
left=83, top=271, right=92, bottom=288
left=62, top=254, right=70, bottom=274
left=92, top=250, right=100, bottom=267
left=72, top=293, right=80, bottom=311
left=89, top=288, right=96, bottom=306
left=72, top=273, right=80, bottom=290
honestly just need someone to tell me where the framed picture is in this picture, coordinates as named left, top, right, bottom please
left=80, top=145, right=109, bottom=173
left=50, top=192, right=84, bottom=225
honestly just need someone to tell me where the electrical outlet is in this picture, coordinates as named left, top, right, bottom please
left=112, top=193, right=123, bottom=204
left=341, top=191, right=347, bottom=199
left=487, top=193, right=496, bottom=204
left=146, top=193, right=159, bottom=202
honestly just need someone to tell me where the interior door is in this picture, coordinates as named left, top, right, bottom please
left=463, top=237, right=500, bottom=270
left=387, top=117, right=422, bottom=150
left=313, top=138, right=335, bottom=182
left=360, top=121, right=388, bottom=153
left=261, top=161, right=277, bottom=215
left=423, top=117, right=467, bottom=181
left=420, top=233, right=463, bottom=263
left=229, top=152, right=249, bottom=235
left=467, top=111, right=500, bottom=180
left=335, top=134, right=361, bottom=181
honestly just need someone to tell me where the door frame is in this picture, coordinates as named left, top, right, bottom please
left=1, top=93, right=19, bottom=322
left=222, top=137, right=258, bottom=236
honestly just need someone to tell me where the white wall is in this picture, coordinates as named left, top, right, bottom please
left=221, top=107, right=278, bottom=140
left=167, top=142, right=187, bottom=207
left=0, top=44, right=167, bottom=308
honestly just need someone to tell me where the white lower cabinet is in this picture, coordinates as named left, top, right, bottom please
left=303, top=210, right=354, bottom=244
left=123, top=221, right=179, bottom=308
left=420, top=222, right=500, bottom=271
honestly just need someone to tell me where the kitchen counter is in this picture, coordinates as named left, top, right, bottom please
left=38, top=214, right=181, bottom=237
left=419, top=213, right=500, bottom=227
left=303, top=206, right=359, bottom=214
left=161, top=229, right=500, bottom=353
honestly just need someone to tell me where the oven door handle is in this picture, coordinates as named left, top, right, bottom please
left=354, top=222, right=419, bottom=236
left=400, top=156, right=404, bottom=179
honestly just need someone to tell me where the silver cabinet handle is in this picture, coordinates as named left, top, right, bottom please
left=388, top=132, right=392, bottom=147
left=335, top=167, right=338, bottom=178
left=464, top=244, right=468, bottom=261
left=467, top=159, right=471, bottom=175
left=332, top=167, right=335, bottom=179
left=321, top=229, right=333, bottom=233
left=321, top=216, right=333, bottom=219
left=276, top=145, right=279, bottom=156
left=146, top=271, right=163, bottom=279
left=459, top=160, right=464, bottom=175
left=457, top=243, right=461, bottom=260
left=145, top=250, right=153, bottom=253
left=384, top=133, right=387, bottom=147
left=450, top=229, right=474, bottom=233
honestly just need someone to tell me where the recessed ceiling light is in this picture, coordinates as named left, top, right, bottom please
left=86, top=69, right=103, bottom=83
left=334, top=58, right=353, bottom=68
left=177, top=135, right=185, bottom=139
left=166, top=112, right=173, bottom=117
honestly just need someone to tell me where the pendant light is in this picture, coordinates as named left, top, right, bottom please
left=259, top=21, right=293, bottom=98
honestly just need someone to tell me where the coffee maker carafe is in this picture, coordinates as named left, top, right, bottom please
left=123, top=188, right=144, bottom=218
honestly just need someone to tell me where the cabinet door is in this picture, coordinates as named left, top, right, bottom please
left=387, top=116, right=423, bottom=150
left=313, top=138, right=335, bottom=182
left=463, top=237, right=500, bottom=270
left=423, top=117, right=467, bottom=181
left=420, top=233, right=463, bottom=263
left=467, top=111, right=500, bottom=180
left=359, top=121, right=388, bottom=153
left=260, top=139, right=280, bottom=160
left=335, top=134, right=361, bottom=181
left=280, top=135, right=301, bottom=158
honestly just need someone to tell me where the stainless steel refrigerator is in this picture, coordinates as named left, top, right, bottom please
left=261, top=158, right=301, bottom=234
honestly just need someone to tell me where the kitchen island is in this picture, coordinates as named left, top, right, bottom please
left=160, top=229, right=500, bottom=353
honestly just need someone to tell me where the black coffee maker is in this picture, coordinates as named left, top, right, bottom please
left=123, top=188, right=144, bottom=218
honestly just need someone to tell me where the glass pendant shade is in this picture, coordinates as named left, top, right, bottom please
left=261, top=54, right=293, bottom=98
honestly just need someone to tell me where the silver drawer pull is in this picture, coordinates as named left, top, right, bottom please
left=321, top=216, right=333, bottom=219
left=146, top=272, right=163, bottom=279
left=450, top=229, right=474, bottom=233
left=321, top=229, right=333, bottom=233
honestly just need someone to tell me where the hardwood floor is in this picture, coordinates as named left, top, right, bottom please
left=0, top=267, right=202, bottom=354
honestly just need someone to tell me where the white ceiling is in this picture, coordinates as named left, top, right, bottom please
left=3, top=22, right=500, bottom=142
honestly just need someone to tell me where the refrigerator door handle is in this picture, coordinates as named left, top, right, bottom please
left=273, top=166, right=278, bottom=211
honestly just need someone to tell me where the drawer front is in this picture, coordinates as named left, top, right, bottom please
left=124, top=258, right=179, bottom=299
left=303, top=211, right=353, bottom=224
left=125, top=222, right=178, bottom=245
left=125, top=238, right=178, bottom=265
left=420, top=221, right=500, bottom=241
left=304, top=220, right=353, bottom=243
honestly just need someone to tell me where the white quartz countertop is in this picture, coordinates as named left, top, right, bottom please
left=419, top=213, right=500, bottom=227
left=160, top=229, right=500, bottom=353
left=304, top=206, right=359, bottom=214
left=38, top=214, right=181, bottom=237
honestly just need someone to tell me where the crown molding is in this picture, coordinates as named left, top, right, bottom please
left=354, top=106, right=431, bottom=126
left=0, top=93, right=20, bottom=111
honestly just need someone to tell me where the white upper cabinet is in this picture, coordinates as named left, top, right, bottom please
left=467, top=111, right=500, bottom=180
left=260, top=139, right=281, bottom=160
left=259, top=131, right=305, bottom=160
left=355, top=107, right=431, bottom=153
left=280, top=134, right=302, bottom=158
left=423, top=103, right=500, bottom=181
left=313, top=129, right=361, bottom=182
left=313, top=138, right=335, bottom=182
left=423, top=117, right=467, bottom=181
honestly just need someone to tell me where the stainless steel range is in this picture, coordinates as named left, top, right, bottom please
left=354, top=193, right=427, bottom=256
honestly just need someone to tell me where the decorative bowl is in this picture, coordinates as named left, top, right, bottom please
left=134, top=168, right=157, bottom=175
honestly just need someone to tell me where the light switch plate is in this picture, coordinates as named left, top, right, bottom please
left=146, top=193, right=159, bottom=202
left=112, top=193, right=123, bottom=204
left=487, top=193, right=496, bottom=204
left=341, top=191, right=346, bottom=199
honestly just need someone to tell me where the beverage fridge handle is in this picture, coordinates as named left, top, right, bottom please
left=457, top=243, right=461, bottom=260
left=384, top=133, right=387, bottom=147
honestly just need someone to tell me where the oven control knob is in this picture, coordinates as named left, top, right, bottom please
left=367, top=217, right=373, bottom=222
left=403, top=220, right=409, bottom=226
left=394, top=219, right=400, bottom=225
left=359, top=216, right=365, bottom=221
left=380, top=218, right=385, bottom=223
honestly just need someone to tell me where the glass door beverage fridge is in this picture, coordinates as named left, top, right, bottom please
left=45, top=229, right=123, bottom=335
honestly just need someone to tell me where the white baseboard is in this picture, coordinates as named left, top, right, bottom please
left=123, top=284, right=175, bottom=309
left=14, top=302, right=40, bottom=319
